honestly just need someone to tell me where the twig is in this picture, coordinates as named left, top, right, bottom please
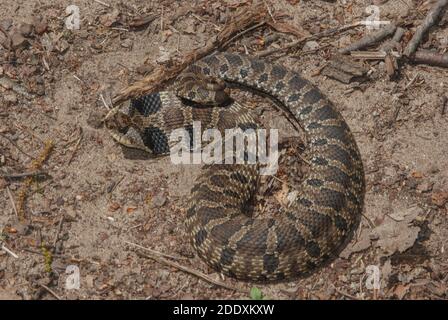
left=92, top=0, right=110, bottom=7
left=40, top=284, right=63, bottom=300
left=412, top=50, right=448, bottom=68
left=0, top=133, right=36, bottom=160
left=124, top=240, right=188, bottom=261
left=67, top=128, right=83, bottom=165
left=257, top=21, right=362, bottom=58
left=441, top=96, right=447, bottom=116
left=339, top=24, right=396, bottom=54
left=1, top=243, right=19, bottom=258
left=221, top=21, right=266, bottom=49
left=6, top=186, right=19, bottom=217
left=263, top=0, right=276, bottom=23
left=112, top=3, right=268, bottom=105
left=403, top=0, right=448, bottom=57
left=52, top=215, right=65, bottom=252
left=332, top=284, right=359, bottom=300
left=134, top=250, right=246, bottom=293
left=1, top=171, right=46, bottom=179
left=404, top=73, right=420, bottom=90
left=380, top=27, right=405, bottom=52
left=350, top=51, right=388, bottom=60
left=100, top=93, right=111, bottom=110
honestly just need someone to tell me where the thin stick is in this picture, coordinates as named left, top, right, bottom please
left=404, top=73, right=420, bottom=90
left=124, top=240, right=188, bottom=261
left=93, top=0, right=110, bottom=7
left=442, top=96, right=447, bottom=116
left=6, top=186, right=19, bottom=217
left=40, top=284, right=63, bottom=300
left=332, top=284, right=359, bottom=300
left=135, top=251, right=246, bottom=293
left=0, top=133, right=35, bottom=159
left=221, top=21, right=266, bottom=49
left=100, top=93, right=111, bottom=110
left=1, top=171, right=46, bottom=179
left=263, top=0, right=276, bottom=23
left=257, top=21, right=362, bottom=58
left=1, top=243, right=19, bottom=258
left=339, top=24, right=396, bottom=54
left=67, top=128, right=83, bottom=165
left=404, top=0, right=448, bottom=57
left=52, top=215, right=65, bottom=252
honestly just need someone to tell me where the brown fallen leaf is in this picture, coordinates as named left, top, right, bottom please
left=273, top=181, right=289, bottom=206
left=339, top=228, right=372, bottom=259
left=99, top=9, right=121, bottom=27
left=109, top=202, right=121, bottom=212
left=129, top=14, right=157, bottom=28
left=411, top=171, right=424, bottom=179
left=393, top=284, right=410, bottom=300
left=126, top=206, right=137, bottom=214
left=431, top=191, right=448, bottom=207
left=267, top=21, right=308, bottom=37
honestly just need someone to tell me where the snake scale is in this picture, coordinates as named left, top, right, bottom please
left=106, top=52, right=365, bottom=282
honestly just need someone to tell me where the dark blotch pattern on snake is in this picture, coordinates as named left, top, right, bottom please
left=106, top=52, right=365, bottom=282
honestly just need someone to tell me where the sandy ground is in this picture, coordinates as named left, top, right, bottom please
left=0, top=0, right=447, bottom=300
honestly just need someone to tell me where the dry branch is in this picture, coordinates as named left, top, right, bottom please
left=380, top=27, right=405, bottom=52
left=113, top=4, right=268, bottom=105
left=257, top=21, right=362, bottom=58
left=412, top=50, right=448, bottom=68
left=403, top=0, right=448, bottom=57
left=339, top=24, right=396, bottom=54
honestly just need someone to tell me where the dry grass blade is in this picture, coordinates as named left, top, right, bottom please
left=124, top=240, right=188, bottom=261
left=133, top=249, right=246, bottom=293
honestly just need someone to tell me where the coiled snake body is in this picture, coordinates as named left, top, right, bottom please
left=106, top=52, right=365, bottom=281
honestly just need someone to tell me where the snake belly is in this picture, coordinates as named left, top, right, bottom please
left=114, top=52, right=365, bottom=282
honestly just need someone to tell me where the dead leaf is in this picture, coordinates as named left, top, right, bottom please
left=99, top=9, right=121, bottom=27
left=126, top=206, right=137, bottom=214
left=184, top=23, right=196, bottom=34
left=393, top=284, right=410, bottom=299
left=273, top=181, right=289, bottom=206
left=267, top=21, right=308, bottom=37
left=374, top=215, right=420, bottom=256
left=411, top=171, right=424, bottom=178
left=109, top=202, right=121, bottom=212
left=431, top=191, right=448, bottom=207
left=339, top=228, right=372, bottom=259
left=129, top=14, right=157, bottom=28
left=388, top=205, right=421, bottom=222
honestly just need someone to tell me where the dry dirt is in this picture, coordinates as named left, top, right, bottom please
left=0, top=0, right=447, bottom=300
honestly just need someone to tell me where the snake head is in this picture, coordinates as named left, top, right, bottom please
left=103, top=109, right=133, bottom=133
left=103, top=108, right=153, bottom=154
